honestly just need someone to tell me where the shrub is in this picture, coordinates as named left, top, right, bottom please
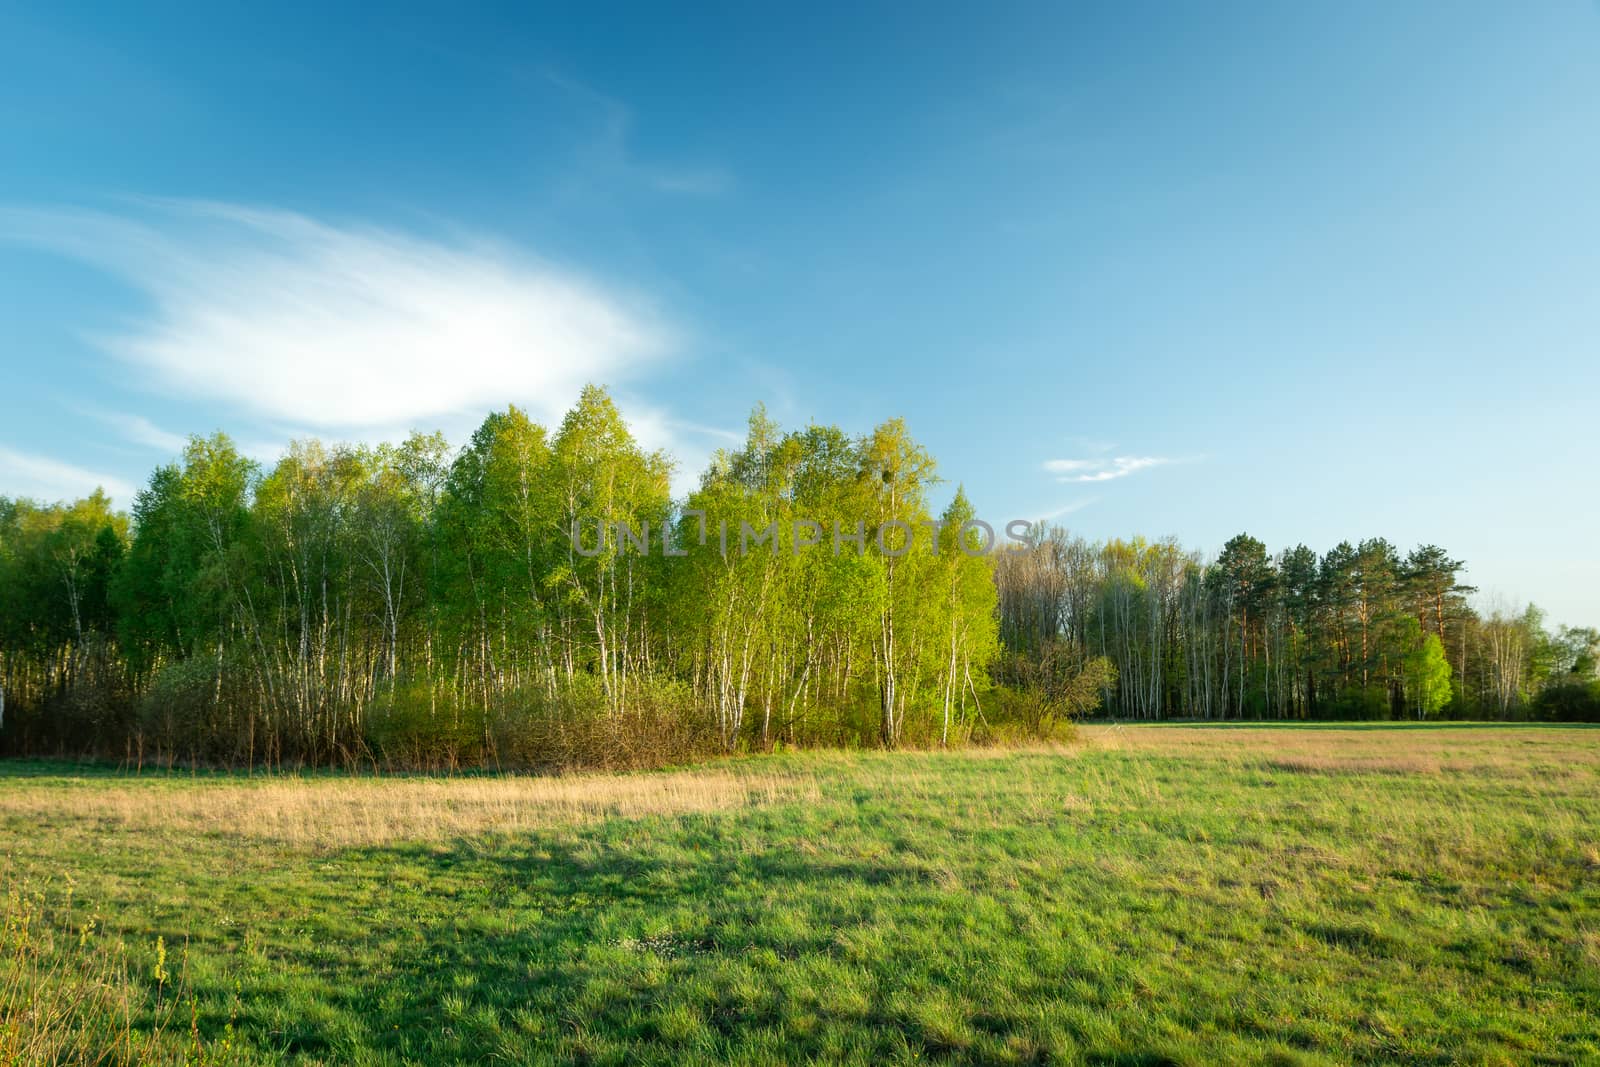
left=365, top=681, right=487, bottom=770
left=989, top=640, right=1115, bottom=738
left=1532, top=679, right=1600, bottom=722
left=363, top=674, right=717, bottom=772
left=492, top=674, right=713, bottom=770
left=136, top=653, right=270, bottom=765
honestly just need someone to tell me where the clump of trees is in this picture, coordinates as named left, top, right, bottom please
left=993, top=528, right=1599, bottom=721
left=3, top=387, right=1595, bottom=769
left=0, top=389, right=1004, bottom=767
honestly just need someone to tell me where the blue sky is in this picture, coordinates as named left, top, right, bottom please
left=1, top=2, right=1597, bottom=626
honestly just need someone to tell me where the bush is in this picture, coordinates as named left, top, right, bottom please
left=1317, top=686, right=1392, bottom=721
left=989, top=640, right=1115, bottom=738
left=364, top=674, right=716, bottom=772
left=365, top=681, right=488, bottom=770
left=978, top=685, right=1079, bottom=743
left=1532, top=679, right=1600, bottom=722
left=136, top=654, right=265, bottom=765
left=492, top=674, right=713, bottom=770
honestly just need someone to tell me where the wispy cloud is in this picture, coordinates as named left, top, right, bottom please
left=1, top=200, right=673, bottom=435
left=644, top=167, right=735, bottom=197
left=0, top=447, right=136, bottom=505
left=1034, top=498, right=1098, bottom=521
left=542, top=69, right=734, bottom=197
left=1043, top=455, right=1174, bottom=483
left=82, top=409, right=188, bottom=454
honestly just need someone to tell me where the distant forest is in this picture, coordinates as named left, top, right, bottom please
left=2, top=386, right=1595, bottom=768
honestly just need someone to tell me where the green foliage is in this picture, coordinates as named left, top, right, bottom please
left=992, top=640, right=1115, bottom=738
left=0, top=388, right=1009, bottom=766
left=1555, top=625, right=1599, bottom=680
left=1532, top=679, right=1600, bottom=722
left=994, top=522, right=1586, bottom=722
left=3, top=387, right=1596, bottom=763
left=1404, top=630, right=1453, bottom=719
left=362, top=682, right=485, bottom=769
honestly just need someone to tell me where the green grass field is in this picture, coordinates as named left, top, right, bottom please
left=4, top=724, right=1598, bottom=1065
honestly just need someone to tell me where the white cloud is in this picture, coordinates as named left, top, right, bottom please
left=1043, top=455, right=1173, bottom=483
left=1035, top=498, right=1097, bottom=521
left=0, top=447, right=136, bottom=505
left=2, top=200, right=673, bottom=436
left=83, top=410, right=188, bottom=454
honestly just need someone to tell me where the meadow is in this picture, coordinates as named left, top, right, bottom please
left=3, top=724, right=1598, bottom=1065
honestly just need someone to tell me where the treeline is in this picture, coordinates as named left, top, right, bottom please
left=2, top=386, right=1595, bottom=768
left=0, top=388, right=1001, bottom=767
left=995, top=529, right=1598, bottom=722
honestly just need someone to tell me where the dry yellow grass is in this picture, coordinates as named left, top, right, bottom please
left=1080, top=722, right=1600, bottom=775
left=6, top=727, right=1594, bottom=854
left=1263, top=753, right=1445, bottom=775
left=0, top=766, right=820, bottom=848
